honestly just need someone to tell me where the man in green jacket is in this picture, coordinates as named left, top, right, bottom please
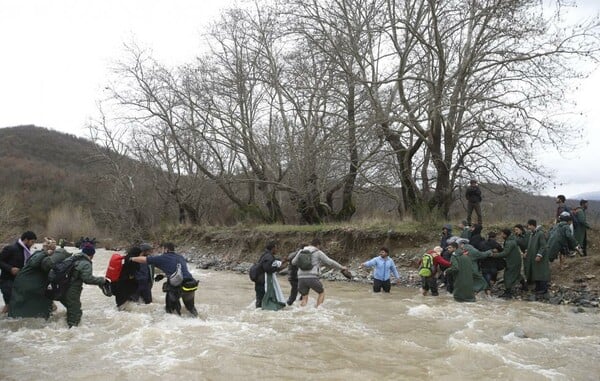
left=458, top=239, right=492, bottom=294
left=56, top=242, right=108, bottom=327
left=574, top=200, right=591, bottom=256
left=9, top=238, right=70, bottom=319
left=547, top=212, right=581, bottom=270
left=446, top=242, right=476, bottom=302
left=493, top=229, right=523, bottom=299
left=524, top=219, right=550, bottom=300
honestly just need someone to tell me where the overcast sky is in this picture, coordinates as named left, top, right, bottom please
left=1, top=0, right=599, bottom=198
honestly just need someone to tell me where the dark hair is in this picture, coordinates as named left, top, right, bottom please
left=311, top=237, right=321, bottom=246
left=580, top=199, right=588, bottom=206
left=127, top=246, right=142, bottom=257
left=501, top=228, right=512, bottom=237
left=487, top=231, right=497, bottom=239
left=514, top=224, right=525, bottom=233
left=527, top=219, right=537, bottom=227
left=265, top=240, right=277, bottom=250
left=380, top=247, right=389, bottom=254
left=557, top=195, right=566, bottom=203
left=21, top=231, right=37, bottom=241
left=162, top=242, right=175, bottom=251
left=449, top=242, right=459, bottom=248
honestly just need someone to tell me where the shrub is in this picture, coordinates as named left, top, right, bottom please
left=46, top=205, right=100, bottom=242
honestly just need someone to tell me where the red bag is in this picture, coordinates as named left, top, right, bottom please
left=105, top=253, right=124, bottom=282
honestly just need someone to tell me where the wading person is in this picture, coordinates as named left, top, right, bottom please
left=250, top=241, right=282, bottom=308
left=9, top=238, right=70, bottom=319
left=0, top=231, right=37, bottom=314
left=458, top=238, right=493, bottom=296
left=416, top=247, right=451, bottom=297
left=131, top=243, right=154, bottom=304
left=292, top=238, right=348, bottom=308
left=112, top=246, right=142, bottom=308
left=131, top=242, right=198, bottom=317
left=284, top=243, right=305, bottom=306
left=445, top=242, right=476, bottom=302
left=359, top=247, right=400, bottom=293
left=55, top=241, right=109, bottom=327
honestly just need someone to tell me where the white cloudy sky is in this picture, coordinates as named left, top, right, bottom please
left=1, top=0, right=599, bottom=198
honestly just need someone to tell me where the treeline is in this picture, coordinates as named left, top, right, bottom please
left=90, top=0, right=598, bottom=228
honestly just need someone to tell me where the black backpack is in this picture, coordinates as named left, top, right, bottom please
left=46, top=256, right=83, bottom=300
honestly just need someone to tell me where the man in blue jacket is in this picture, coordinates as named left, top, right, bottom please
left=131, top=242, right=198, bottom=317
left=359, top=247, right=400, bottom=293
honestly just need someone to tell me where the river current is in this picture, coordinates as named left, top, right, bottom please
left=1, top=248, right=599, bottom=381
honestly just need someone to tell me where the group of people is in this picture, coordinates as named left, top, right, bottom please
left=0, top=233, right=199, bottom=327
left=426, top=193, right=591, bottom=302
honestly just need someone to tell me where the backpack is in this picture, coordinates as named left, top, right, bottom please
left=296, top=249, right=314, bottom=271
left=105, top=253, right=124, bottom=282
left=418, top=253, right=434, bottom=277
left=46, top=256, right=83, bottom=300
left=248, top=262, right=261, bottom=282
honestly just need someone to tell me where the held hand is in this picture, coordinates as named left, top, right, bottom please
left=535, top=256, right=542, bottom=263
left=10, top=267, right=19, bottom=276
left=154, top=274, right=165, bottom=282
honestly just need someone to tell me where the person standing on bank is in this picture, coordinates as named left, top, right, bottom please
left=131, top=242, right=198, bottom=316
left=524, top=219, right=550, bottom=300
left=292, top=238, right=348, bottom=307
left=0, top=231, right=37, bottom=314
left=465, top=179, right=483, bottom=226
left=359, top=247, right=400, bottom=293
left=574, top=200, right=591, bottom=256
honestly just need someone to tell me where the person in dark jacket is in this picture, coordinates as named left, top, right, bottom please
left=112, top=246, right=142, bottom=308
left=468, top=224, right=485, bottom=250
left=282, top=243, right=305, bottom=306
left=0, top=231, right=37, bottom=314
left=131, top=242, right=198, bottom=316
left=56, top=241, right=109, bottom=327
left=130, top=243, right=154, bottom=304
left=9, top=238, right=70, bottom=319
left=465, top=179, right=483, bottom=225
left=478, top=231, right=505, bottom=287
left=251, top=241, right=281, bottom=308
left=441, top=224, right=453, bottom=249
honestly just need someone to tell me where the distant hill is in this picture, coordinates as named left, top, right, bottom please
left=0, top=125, right=115, bottom=230
left=572, top=191, right=600, bottom=201
left=1, top=125, right=597, bottom=237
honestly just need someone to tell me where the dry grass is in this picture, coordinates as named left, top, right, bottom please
left=46, top=205, right=100, bottom=242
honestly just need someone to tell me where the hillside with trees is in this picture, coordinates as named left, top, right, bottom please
left=1, top=125, right=598, bottom=245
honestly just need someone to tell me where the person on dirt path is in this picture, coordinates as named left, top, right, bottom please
left=292, top=238, right=347, bottom=308
left=574, top=200, right=591, bottom=256
left=524, top=219, right=550, bottom=300
left=465, top=179, right=483, bottom=226
left=547, top=212, right=581, bottom=270
left=359, top=247, right=400, bottom=293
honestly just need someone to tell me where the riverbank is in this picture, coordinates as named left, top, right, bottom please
left=164, top=223, right=600, bottom=309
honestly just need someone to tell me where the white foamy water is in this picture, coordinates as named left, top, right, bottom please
left=1, top=248, right=599, bottom=380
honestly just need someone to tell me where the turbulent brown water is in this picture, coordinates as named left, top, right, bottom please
left=1, top=248, right=599, bottom=381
